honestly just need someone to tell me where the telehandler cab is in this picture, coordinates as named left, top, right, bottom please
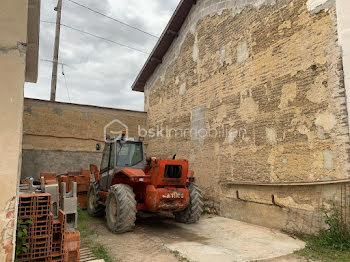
left=87, top=131, right=203, bottom=233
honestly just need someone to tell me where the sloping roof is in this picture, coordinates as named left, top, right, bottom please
left=131, top=0, right=195, bottom=92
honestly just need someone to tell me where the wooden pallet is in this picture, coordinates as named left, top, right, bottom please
left=79, top=247, right=104, bottom=262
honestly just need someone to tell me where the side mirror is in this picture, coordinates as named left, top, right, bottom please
left=96, top=143, right=101, bottom=151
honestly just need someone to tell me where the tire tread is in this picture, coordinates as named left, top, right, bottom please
left=106, top=184, right=137, bottom=233
left=174, top=183, right=203, bottom=224
left=87, top=182, right=105, bottom=217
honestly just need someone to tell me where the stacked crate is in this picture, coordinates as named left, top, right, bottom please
left=16, top=193, right=54, bottom=262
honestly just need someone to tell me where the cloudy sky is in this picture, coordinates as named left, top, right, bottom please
left=25, top=0, right=180, bottom=111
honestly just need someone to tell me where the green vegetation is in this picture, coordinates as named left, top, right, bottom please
left=170, top=250, right=190, bottom=262
left=77, top=205, right=99, bottom=240
left=15, top=218, right=33, bottom=261
left=295, top=204, right=350, bottom=262
left=91, top=244, right=113, bottom=262
left=77, top=206, right=113, bottom=262
left=296, top=240, right=350, bottom=262
left=201, top=204, right=207, bottom=215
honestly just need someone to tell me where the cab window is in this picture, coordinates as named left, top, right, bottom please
left=117, top=142, right=143, bottom=167
left=109, top=142, right=116, bottom=170
left=100, top=143, right=111, bottom=172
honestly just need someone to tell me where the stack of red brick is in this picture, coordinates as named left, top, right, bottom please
left=51, top=210, right=67, bottom=262
left=16, top=193, right=81, bottom=262
left=58, top=170, right=90, bottom=209
left=64, top=231, right=80, bottom=262
left=17, top=193, right=52, bottom=262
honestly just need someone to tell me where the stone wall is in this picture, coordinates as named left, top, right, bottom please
left=144, top=0, right=350, bottom=232
left=336, top=0, right=350, bottom=132
left=22, top=98, right=146, bottom=179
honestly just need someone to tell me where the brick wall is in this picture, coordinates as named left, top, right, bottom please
left=22, top=98, right=146, bottom=179
left=144, top=0, right=350, bottom=232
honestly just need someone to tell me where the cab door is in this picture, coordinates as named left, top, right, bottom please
left=99, top=143, right=111, bottom=191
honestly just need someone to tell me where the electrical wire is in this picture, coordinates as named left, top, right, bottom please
left=41, top=59, right=70, bottom=67
left=65, top=0, right=159, bottom=39
left=41, top=20, right=150, bottom=55
left=62, top=64, right=71, bottom=102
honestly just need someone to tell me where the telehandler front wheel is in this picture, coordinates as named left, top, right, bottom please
left=87, top=182, right=105, bottom=217
left=174, top=183, right=203, bottom=224
left=106, top=184, right=137, bottom=233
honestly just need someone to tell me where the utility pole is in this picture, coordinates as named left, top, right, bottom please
left=50, top=0, right=62, bottom=101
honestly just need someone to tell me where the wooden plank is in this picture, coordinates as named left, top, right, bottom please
left=79, top=246, right=100, bottom=262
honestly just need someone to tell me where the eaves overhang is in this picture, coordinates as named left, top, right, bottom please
left=131, top=0, right=196, bottom=92
left=25, top=0, right=41, bottom=83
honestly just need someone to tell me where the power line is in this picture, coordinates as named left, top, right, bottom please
left=41, top=20, right=150, bottom=55
left=61, top=64, right=71, bottom=102
left=41, top=59, right=70, bottom=67
left=65, top=0, right=159, bottom=39
left=41, top=59, right=72, bottom=102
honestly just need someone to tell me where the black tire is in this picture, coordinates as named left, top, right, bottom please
left=87, top=182, right=105, bottom=217
left=106, top=184, right=137, bottom=233
left=174, top=183, right=203, bottom=223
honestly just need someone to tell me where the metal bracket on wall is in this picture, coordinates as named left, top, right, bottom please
left=235, top=190, right=285, bottom=208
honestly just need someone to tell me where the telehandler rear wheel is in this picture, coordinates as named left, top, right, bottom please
left=174, top=183, right=203, bottom=224
left=87, top=182, right=105, bottom=217
left=106, top=184, right=137, bottom=233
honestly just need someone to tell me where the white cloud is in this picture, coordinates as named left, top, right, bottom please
left=25, top=0, right=180, bottom=111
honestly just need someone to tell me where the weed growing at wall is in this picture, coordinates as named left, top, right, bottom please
left=296, top=204, right=350, bottom=261
left=318, top=204, right=350, bottom=250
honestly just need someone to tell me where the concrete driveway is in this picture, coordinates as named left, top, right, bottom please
left=86, top=214, right=305, bottom=262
